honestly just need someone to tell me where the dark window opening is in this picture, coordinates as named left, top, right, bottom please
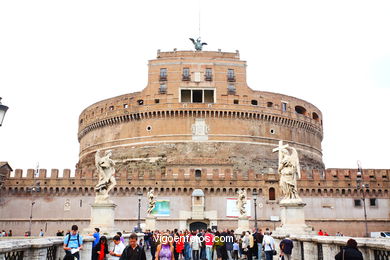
left=154, top=99, right=160, bottom=104
left=137, top=99, right=144, bottom=105
left=251, top=100, right=258, bottom=106
left=109, top=106, right=114, bottom=111
left=269, top=187, right=276, bottom=200
left=312, top=112, right=319, bottom=121
left=159, top=84, right=167, bottom=94
left=182, top=68, right=190, bottom=81
left=227, top=69, right=235, bottom=82
left=195, top=169, right=201, bottom=178
left=204, top=90, right=214, bottom=103
left=160, top=68, right=167, bottom=81
left=181, top=90, right=191, bottom=102
left=234, top=99, right=239, bottom=104
left=227, top=84, right=236, bottom=94
left=370, top=198, right=377, bottom=206
left=354, top=199, right=361, bottom=207
left=79, top=119, right=83, bottom=124
left=192, top=90, right=203, bottom=103
left=205, top=68, right=212, bottom=81
left=282, top=102, right=287, bottom=112
left=267, top=102, right=273, bottom=108
left=123, top=104, right=128, bottom=108
left=295, top=105, right=307, bottom=115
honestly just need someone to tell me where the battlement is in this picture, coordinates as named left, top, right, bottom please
left=6, top=168, right=389, bottom=181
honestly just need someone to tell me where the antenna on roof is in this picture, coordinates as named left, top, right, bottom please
left=198, top=0, right=201, bottom=38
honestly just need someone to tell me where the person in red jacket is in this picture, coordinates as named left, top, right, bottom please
left=317, top=230, right=324, bottom=236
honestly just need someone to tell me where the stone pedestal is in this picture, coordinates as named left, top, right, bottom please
left=235, top=216, right=250, bottom=234
left=145, top=215, right=156, bottom=230
left=274, top=199, right=313, bottom=235
left=83, top=203, right=118, bottom=235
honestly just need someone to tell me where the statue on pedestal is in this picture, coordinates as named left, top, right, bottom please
left=147, top=189, right=156, bottom=215
left=236, top=189, right=247, bottom=217
left=272, top=141, right=302, bottom=202
left=94, top=150, right=117, bottom=204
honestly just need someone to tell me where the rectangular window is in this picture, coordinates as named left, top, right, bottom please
left=354, top=199, right=361, bottom=207
left=227, top=84, right=236, bottom=94
left=181, top=89, right=191, bottom=102
left=192, top=90, right=203, bottom=103
left=160, top=68, right=167, bottom=81
left=227, top=69, right=235, bottom=82
left=204, top=90, right=214, bottom=103
left=205, top=68, right=212, bottom=81
left=182, top=68, right=190, bottom=81
left=282, top=102, right=287, bottom=112
left=370, top=198, right=377, bottom=206
left=159, top=84, right=167, bottom=94
left=180, top=89, right=215, bottom=104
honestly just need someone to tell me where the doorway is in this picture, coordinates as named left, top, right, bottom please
left=189, top=221, right=207, bottom=231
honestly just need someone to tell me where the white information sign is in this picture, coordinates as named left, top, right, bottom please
left=226, top=198, right=251, bottom=217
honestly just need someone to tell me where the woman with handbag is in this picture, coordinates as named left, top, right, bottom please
left=262, top=232, right=276, bottom=260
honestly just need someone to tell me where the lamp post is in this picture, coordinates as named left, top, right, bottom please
left=253, top=190, right=258, bottom=229
left=357, top=161, right=369, bottom=237
left=137, top=190, right=143, bottom=232
left=28, top=184, right=41, bottom=236
left=0, top=97, right=9, bottom=126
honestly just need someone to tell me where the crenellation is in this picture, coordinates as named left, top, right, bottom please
left=63, top=169, right=71, bottom=179
left=26, top=169, right=34, bottom=178
left=14, top=169, right=23, bottom=178
left=38, top=169, right=46, bottom=179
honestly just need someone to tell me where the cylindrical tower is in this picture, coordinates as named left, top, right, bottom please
left=77, top=50, right=324, bottom=174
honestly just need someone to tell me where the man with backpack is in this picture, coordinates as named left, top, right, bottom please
left=63, top=225, right=83, bottom=260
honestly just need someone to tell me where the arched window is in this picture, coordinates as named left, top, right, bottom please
left=295, top=106, right=307, bottom=115
left=269, top=187, right=276, bottom=200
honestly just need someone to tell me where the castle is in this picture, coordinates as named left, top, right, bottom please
left=0, top=50, right=388, bottom=236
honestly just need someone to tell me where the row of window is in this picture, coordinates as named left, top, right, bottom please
left=159, top=68, right=235, bottom=82
left=354, top=198, right=377, bottom=207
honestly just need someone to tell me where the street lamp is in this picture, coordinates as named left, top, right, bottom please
left=137, top=190, right=143, bottom=232
left=253, top=190, right=258, bottom=229
left=357, top=160, right=369, bottom=237
left=28, top=181, right=41, bottom=236
left=0, top=97, right=9, bottom=126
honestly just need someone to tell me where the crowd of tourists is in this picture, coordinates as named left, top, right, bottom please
left=58, top=225, right=363, bottom=260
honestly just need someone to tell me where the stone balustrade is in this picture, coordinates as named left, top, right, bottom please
left=272, top=234, right=390, bottom=259
left=0, top=233, right=140, bottom=260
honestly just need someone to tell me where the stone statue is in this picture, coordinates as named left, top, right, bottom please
left=94, top=150, right=117, bottom=203
left=189, top=37, right=207, bottom=51
left=147, top=189, right=156, bottom=215
left=272, top=141, right=302, bottom=201
left=236, top=189, right=247, bottom=217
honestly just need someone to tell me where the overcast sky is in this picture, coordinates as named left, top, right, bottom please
left=0, top=0, right=389, bottom=172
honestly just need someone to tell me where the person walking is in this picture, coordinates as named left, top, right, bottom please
left=205, top=229, right=214, bottom=260
left=119, top=233, right=147, bottom=260
left=190, top=231, right=201, bottom=260
left=334, top=239, right=363, bottom=260
left=92, top=236, right=109, bottom=260
left=279, top=235, right=293, bottom=260
left=232, top=239, right=239, bottom=260
left=254, top=229, right=263, bottom=260
left=109, top=235, right=126, bottom=259
left=247, top=232, right=254, bottom=260
left=225, top=230, right=234, bottom=260
left=262, top=232, right=275, bottom=260
left=63, top=225, right=83, bottom=260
